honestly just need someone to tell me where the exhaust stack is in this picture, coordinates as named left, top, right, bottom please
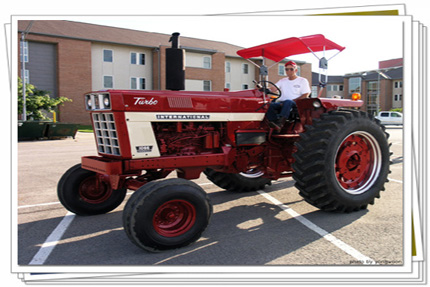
left=166, top=32, right=185, bottom=91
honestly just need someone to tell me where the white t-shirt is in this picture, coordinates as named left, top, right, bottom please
left=275, top=76, right=311, bottom=102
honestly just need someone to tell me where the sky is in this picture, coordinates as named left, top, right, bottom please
left=73, top=14, right=405, bottom=76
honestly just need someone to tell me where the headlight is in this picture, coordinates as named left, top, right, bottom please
left=103, top=95, right=111, bottom=108
left=85, top=93, right=111, bottom=110
left=312, top=100, right=322, bottom=108
left=86, top=95, right=92, bottom=109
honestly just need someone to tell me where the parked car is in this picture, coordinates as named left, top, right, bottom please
left=375, top=111, right=403, bottom=125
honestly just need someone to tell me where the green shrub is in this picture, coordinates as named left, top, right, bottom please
left=390, top=108, right=403, bottom=113
left=18, top=77, right=72, bottom=121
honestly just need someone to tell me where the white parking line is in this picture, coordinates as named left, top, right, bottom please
left=29, top=211, right=75, bottom=265
left=18, top=201, right=61, bottom=209
left=388, top=178, right=403, bottom=184
left=257, top=190, right=377, bottom=265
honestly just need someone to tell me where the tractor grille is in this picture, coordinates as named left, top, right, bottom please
left=92, top=113, right=121, bottom=156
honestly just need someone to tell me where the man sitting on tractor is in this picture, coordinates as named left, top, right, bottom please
left=266, top=61, right=311, bottom=132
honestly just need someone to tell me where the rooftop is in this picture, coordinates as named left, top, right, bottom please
left=18, top=20, right=245, bottom=58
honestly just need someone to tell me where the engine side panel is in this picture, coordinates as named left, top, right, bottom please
left=124, top=112, right=265, bottom=159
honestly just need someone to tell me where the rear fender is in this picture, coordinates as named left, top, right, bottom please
left=295, top=98, right=363, bottom=125
left=319, top=98, right=363, bottom=109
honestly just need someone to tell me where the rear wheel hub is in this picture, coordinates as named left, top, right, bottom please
left=335, top=132, right=382, bottom=194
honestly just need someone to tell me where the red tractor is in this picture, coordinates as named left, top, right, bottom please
left=58, top=34, right=390, bottom=252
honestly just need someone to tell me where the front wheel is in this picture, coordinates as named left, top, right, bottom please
left=123, top=178, right=212, bottom=252
left=57, top=164, right=127, bottom=215
left=292, top=109, right=391, bottom=212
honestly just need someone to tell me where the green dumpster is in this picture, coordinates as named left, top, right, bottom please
left=18, top=121, right=48, bottom=141
left=45, top=123, right=79, bottom=139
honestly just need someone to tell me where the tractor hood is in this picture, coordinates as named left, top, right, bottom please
left=85, top=89, right=267, bottom=114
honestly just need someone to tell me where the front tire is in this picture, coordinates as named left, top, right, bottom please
left=123, top=178, right=212, bottom=252
left=292, top=109, right=390, bottom=212
left=57, top=164, right=127, bottom=215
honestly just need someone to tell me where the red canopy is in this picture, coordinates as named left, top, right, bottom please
left=237, top=34, right=345, bottom=62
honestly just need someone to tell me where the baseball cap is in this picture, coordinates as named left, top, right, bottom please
left=285, top=60, right=297, bottom=67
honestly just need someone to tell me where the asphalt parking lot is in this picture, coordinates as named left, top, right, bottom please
left=17, top=126, right=404, bottom=266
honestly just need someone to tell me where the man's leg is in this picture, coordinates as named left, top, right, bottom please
left=274, top=100, right=296, bottom=131
left=266, top=102, right=282, bottom=122
left=279, top=100, right=296, bottom=120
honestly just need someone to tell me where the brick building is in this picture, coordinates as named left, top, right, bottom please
left=311, top=59, right=403, bottom=115
left=343, top=66, right=403, bottom=115
left=311, top=73, right=344, bottom=98
left=18, top=20, right=312, bottom=125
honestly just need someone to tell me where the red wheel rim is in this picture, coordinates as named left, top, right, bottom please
left=335, top=132, right=382, bottom=194
left=153, top=200, right=196, bottom=237
left=79, top=175, right=113, bottom=204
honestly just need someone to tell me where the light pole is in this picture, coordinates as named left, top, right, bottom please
left=20, top=21, right=33, bottom=121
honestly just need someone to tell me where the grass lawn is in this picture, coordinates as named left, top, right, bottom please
left=78, top=125, right=93, bottom=133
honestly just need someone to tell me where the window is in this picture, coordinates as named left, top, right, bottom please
left=242, top=63, right=249, bottom=74
left=104, top=76, right=113, bottom=88
left=131, top=78, right=137, bottom=89
left=242, top=84, right=249, bottom=90
left=103, top=50, right=113, bottom=62
left=225, top=62, right=231, bottom=73
left=20, top=41, right=29, bottom=63
left=311, top=86, right=318, bottom=98
left=328, top=85, right=344, bottom=92
left=394, top=94, right=403, bottom=101
left=203, top=56, right=211, bottom=69
left=394, top=81, right=402, bottom=88
left=380, top=112, right=389, bottom=117
left=131, top=53, right=145, bottom=65
left=203, top=80, right=211, bottom=91
left=348, top=77, right=362, bottom=93
left=366, top=81, right=378, bottom=115
left=139, top=53, right=145, bottom=65
left=131, top=77, right=146, bottom=89
left=328, top=85, right=342, bottom=92
left=225, top=82, right=231, bottom=89
left=278, top=64, right=285, bottom=76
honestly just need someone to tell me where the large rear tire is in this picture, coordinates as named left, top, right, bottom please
left=57, top=164, right=127, bottom=215
left=204, top=168, right=271, bottom=192
left=123, top=178, right=212, bottom=252
left=292, top=109, right=390, bottom=212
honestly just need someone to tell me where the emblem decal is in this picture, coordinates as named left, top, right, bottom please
left=136, top=145, right=153, bottom=153
left=133, top=97, right=158, bottom=106
left=156, top=114, right=210, bottom=120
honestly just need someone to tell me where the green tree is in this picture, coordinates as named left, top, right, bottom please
left=390, top=108, right=403, bottom=113
left=18, top=77, right=72, bottom=121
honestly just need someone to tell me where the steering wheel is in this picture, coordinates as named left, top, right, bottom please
left=255, top=80, right=281, bottom=101
left=254, top=80, right=282, bottom=112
